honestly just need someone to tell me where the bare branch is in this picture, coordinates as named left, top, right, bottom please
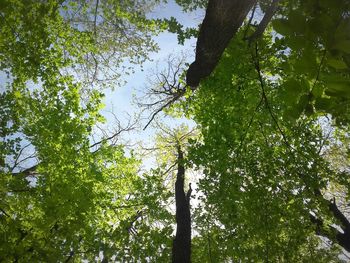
left=137, top=54, right=190, bottom=130
left=143, top=90, right=186, bottom=130
left=90, top=111, right=138, bottom=151
left=10, top=143, right=32, bottom=172
left=0, top=207, right=10, bottom=218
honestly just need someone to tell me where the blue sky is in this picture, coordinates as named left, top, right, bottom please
left=103, top=1, right=203, bottom=115
left=98, top=1, right=204, bottom=151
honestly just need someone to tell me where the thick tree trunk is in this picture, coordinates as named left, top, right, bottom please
left=312, top=190, right=350, bottom=252
left=172, top=146, right=192, bottom=263
left=186, top=0, right=257, bottom=87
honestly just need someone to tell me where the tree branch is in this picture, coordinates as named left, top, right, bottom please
left=246, top=0, right=280, bottom=43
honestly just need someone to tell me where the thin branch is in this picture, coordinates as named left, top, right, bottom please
left=311, top=49, right=327, bottom=92
left=317, top=126, right=332, bottom=155
left=0, top=207, right=10, bottom=217
left=236, top=94, right=264, bottom=153
left=64, top=237, right=83, bottom=263
left=13, top=154, right=37, bottom=171
left=10, top=143, right=32, bottom=172
left=93, top=0, right=100, bottom=39
left=138, top=54, right=189, bottom=130
left=64, top=252, right=74, bottom=263
left=143, top=89, right=186, bottom=130
left=243, top=1, right=258, bottom=39
left=90, top=129, right=124, bottom=149
left=253, top=42, right=291, bottom=150
left=127, top=210, right=144, bottom=235
left=246, top=0, right=280, bottom=43
left=90, top=113, right=137, bottom=151
left=161, top=162, right=178, bottom=177
left=12, top=164, right=38, bottom=177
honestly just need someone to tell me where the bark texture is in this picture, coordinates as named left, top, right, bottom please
left=186, top=0, right=257, bottom=87
left=172, top=146, right=192, bottom=263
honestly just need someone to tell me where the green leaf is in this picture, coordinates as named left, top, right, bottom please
left=288, top=11, right=306, bottom=34
left=13, top=91, right=22, bottom=99
left=315, top=97, right=333, bottom=111
left=288, top=36, right=306, bottom=50
left=325, top=79, right=350, bottom=98
left=332, top=40, right=350, bottom=54
left=294, top=50, right=318, bottom=75
left=284, top=80, right=300, bottom=94
left=311, top=84, right=324, bottom=98
left=327, top=58, right=348, bottom=69
left=283, top=79, right=302, bottom=97
left=272, top=19, right=291, bottom=36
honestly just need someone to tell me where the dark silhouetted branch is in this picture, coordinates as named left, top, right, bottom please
left=246, top=0, right=280, bottom=43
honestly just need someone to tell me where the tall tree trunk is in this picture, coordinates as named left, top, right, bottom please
left=186, top=0, right=257, bottom=87
left=172, top=146, right=192, bottom=263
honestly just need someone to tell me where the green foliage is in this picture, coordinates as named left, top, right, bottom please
left=163, top=16, right=198, bottom=44
left=0, top=0, right=164, bottom=91
left=180, top=14, right=350, bottom=260
left=1, top=142, right=173, bottom=261
left=0, top=0, right=173, bottom=261
left=271, top=0, right=350, bottom=125
left=174, top=0, right=208, bottom=12
left=1, top=0, right=350, bottom=262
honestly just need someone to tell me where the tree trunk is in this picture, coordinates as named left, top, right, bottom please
left=186, top=0, right=257, bottom=87
left=172, top=146, right=192, bottom=263
left=311, top=190, right=350, bottom=252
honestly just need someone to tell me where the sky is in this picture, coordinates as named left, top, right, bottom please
left=98, top=1, right=204, bottom=158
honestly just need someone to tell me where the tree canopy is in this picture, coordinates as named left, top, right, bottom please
left=1, top=0, right=350, bottom=262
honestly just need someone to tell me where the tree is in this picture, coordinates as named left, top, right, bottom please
left=143, top=124, right=196, bottom=263
left=137, top=0, right=350, bottom=258
left=179, top=32, right=349, bottom=260
left=137, top=0, right=350, bottom=260
left=172, top=143, right=192, bottom=263
left=184, top=0, right=350, bottom=121
left=173, top=0, right=350, bottom=260
left=2, top=0, right=350, bottom=262
left=0, top=0, right=174, bottom=261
